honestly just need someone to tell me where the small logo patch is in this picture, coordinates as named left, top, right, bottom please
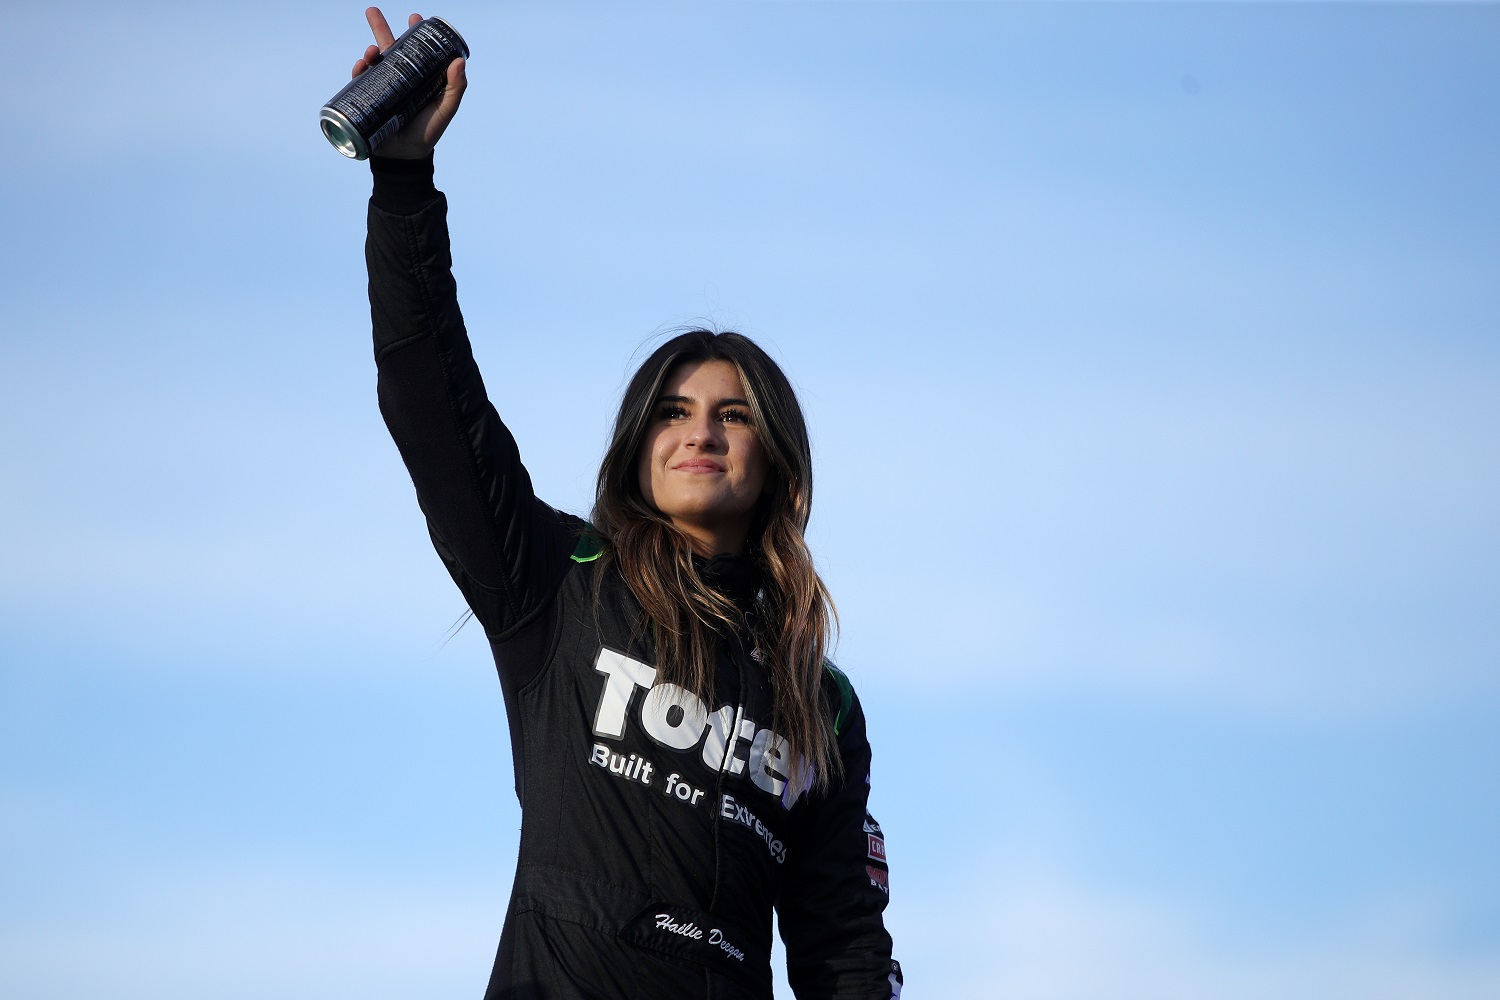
left=867, top=834, right=886, bottom=862
left=866, top=866, right=889, bottom=893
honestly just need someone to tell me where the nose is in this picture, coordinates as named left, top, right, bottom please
left=685, top=412, right=724, bottom=451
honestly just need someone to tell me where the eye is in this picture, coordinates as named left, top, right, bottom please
left=720, top=407, right=750, bottom=424
left=658, top=403, right=688, bottom=420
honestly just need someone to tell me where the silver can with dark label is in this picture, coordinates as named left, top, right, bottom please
left=319, top=17, right=469, bottom=160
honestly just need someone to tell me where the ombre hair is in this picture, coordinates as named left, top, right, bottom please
left=592, top=329, right=839, bottom=790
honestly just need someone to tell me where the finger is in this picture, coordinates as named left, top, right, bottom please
left=411, top=57, right=466, bottom=147
left=408, top=13, right=422, bottom=28
left=351, top=44, right=380, bottom=79
left=366, top=6, right=397, bottom=50
left=440, top=56, right=467, bottom=105
left=433, top=57, right=467, bottom=122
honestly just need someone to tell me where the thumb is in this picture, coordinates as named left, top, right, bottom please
left=439, top=56, right=467, bottom=116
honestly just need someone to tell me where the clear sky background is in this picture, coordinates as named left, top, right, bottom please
left=2, top=1, right=1497, bottom=997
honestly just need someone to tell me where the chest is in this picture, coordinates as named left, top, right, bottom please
left=541, top=567, right=804, bottom=815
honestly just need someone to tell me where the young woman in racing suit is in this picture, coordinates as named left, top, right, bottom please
left=352, top=10, right=901, bottom=998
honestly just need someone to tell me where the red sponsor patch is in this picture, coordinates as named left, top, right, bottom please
left=867, top=834, right=886, bottom=862
left=866, top=865, right=888, bottom=888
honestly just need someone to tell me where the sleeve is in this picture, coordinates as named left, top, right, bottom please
left=776, top=675, right=903, bottom=1000
left=365, top=156, right=578, bottom=639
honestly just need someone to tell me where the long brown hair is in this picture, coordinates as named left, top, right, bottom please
left=592, top=329, right=840, bottom=791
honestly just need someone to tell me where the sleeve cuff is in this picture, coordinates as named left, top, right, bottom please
left=370, top=154, right=439, bottom=215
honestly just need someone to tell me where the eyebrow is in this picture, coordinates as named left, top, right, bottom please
left=656, top=394, right=751, bottom=407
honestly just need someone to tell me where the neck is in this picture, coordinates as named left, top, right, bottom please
left=676, top=520, right=749, bottom=558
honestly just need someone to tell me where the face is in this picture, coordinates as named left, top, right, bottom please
left=637, top=359, right=769, bottom=556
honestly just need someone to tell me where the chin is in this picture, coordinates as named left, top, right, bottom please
left=662, top=497, right=753, bottom=527
left=662, top=501, right=725, bottom=523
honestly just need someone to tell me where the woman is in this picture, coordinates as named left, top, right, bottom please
left=354, top=10, right=900, bottom=998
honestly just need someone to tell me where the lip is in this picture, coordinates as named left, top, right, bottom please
left=672, top=458, right=726, bottom=473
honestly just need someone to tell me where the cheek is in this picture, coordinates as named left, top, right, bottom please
left=742, top=440, right=770, bottom=497
left=636, top=446, right=653, bottom=501
left=637, top=430, right=665, bottom=500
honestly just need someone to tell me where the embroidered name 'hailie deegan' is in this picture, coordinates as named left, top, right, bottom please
left=654, top=913, right=746, bottom=962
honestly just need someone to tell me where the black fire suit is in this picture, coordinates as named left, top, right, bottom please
left=365, top=155, right=901, bottom=1000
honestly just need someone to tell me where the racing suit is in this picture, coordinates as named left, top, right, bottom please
left=365, top=155, right=901, bottom=1000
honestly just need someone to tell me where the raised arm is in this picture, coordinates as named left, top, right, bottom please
left=358, top=10, right=578, bottom=637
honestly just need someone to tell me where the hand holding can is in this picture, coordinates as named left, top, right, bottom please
left=321, top=8, right=468, bottom=160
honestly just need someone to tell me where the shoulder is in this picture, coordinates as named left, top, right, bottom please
left=553, top=521, right=638, bottom=612
left=821, top=661, right=855, bottom=735
left=819, top=660, right=861, bottom=742
left=566, top=521, right=606, bottom=565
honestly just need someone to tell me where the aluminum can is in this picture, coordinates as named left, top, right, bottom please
left=319, top=17, right=469, bottom=160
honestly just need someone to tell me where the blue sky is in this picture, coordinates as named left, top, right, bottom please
left=2, top=2, right=1497, bottom=997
